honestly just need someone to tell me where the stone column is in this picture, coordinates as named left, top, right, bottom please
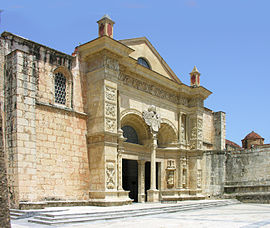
left=147, top=133, right=159, bottom=202
left=151, top=133, right=157, bottom=190
left=137, top=160, right=145, bottom=203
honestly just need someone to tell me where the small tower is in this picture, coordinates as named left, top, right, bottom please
left=97, top=14, right=115, bottom=38
left=190, top=66, right=200, bottom=87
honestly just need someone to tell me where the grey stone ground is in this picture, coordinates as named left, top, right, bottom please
left=12, top=203, right=270, bottom=228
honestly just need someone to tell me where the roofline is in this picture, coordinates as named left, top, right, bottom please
left=1, top=31, right=74, bottom=58
left=119, top=36, right=181, bottom=84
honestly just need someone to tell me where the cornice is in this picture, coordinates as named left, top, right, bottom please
left=78, top=36, right=134, bottom=61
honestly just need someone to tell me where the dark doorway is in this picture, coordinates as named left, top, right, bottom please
left=145, top=162, right=159, bottom=201
left=122, top=159, right=138, bottom=202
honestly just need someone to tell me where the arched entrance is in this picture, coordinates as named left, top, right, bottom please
left=121, top=125, right=140, bottom=202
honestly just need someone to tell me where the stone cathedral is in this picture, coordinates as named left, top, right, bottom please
left=1, top=15, right=229, bottom=209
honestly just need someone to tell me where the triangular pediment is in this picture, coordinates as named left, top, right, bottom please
left=119, top=37, right=181, bottom=83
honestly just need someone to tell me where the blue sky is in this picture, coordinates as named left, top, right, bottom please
left=1, top=0, right=269, bottom=145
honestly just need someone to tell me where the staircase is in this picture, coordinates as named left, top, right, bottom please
left=26, top=199, right=239, bottom=226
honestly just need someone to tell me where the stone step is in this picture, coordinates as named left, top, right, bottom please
left=28, top=200, right=239, bottom=226
left=34, top=200, right=229, bottom=219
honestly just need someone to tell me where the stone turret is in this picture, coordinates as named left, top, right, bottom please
left=97, top=14, right=115, bottom=38
left=190, top=66, right=200, bottom=87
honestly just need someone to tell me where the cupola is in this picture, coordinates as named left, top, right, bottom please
left=97, top=14, right=115, bottom=38
left=190, top=66, right=200, bottom=87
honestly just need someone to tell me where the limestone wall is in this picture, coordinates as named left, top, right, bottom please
left=35, top=106, right=89, bottom=201
left=226, top=147, right=270, bottom=186
left=202, top=109, right=214, bottom=149
left=202, top=151, right=226, bottom=197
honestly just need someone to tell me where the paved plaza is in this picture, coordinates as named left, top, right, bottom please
left=11, top=201, right=270, bottom=228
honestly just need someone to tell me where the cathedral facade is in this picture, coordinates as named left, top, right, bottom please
left=0, top=15, right=227, bottom=209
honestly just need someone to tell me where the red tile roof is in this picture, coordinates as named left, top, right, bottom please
left=226, top=139, right=241, bottom=148
left=242, top=131, right=264, bottom=141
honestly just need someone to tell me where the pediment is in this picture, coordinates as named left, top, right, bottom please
left=119, top=37, right=181, bottom=83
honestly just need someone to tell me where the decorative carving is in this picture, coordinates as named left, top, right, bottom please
left=104, top=56, right=119, bottom=71
left=197, top=169, right=202, bottom=189
left=180, top=114, right=186, bottom=142
left=119, top=72, right=188, bottom=105
left=117, top=152, right=123, bottom=190
left=105, top=118, right=116, bottom=132
left=105, top=86, right=116, bottom=102
left=166, top=159, right=176, bottom=188
left=191, top=120, right=197, bottom=140
left=142, top=105, right=161, bottom=133
left=189, top=98, right=203, bottom=107
left=105, top=103, right=116, bottom=117
left=180, top=157, right=188, bottom=189
left=197, top=118, right=203, bottom=140
left=182, top=168, right=187, bottom=188
left=106, top=161, right=115, bottom=189
left=167, top=159, right=176, bottom=169
left=167, top=170, right=175, bottom=188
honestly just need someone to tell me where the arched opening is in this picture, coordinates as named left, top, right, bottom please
left=138, top=57, right=151, bottom=69
left=121, top=125, right=139, bottom=144
left=157, top=122, right=178, bottom=148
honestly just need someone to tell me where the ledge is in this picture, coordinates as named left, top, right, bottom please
left=36, top=101, right=87, bottom=117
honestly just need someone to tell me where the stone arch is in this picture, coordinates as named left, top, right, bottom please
left=158, top=119, right=178, bottom=148
left=120, top=109, right=151, bottom=145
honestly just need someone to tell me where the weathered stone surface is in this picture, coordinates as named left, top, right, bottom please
left=0, top=103, right=11, bottom=227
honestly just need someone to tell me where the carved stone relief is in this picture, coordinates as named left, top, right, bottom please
left=105, top=118, right=116, bottom=132
left=119, top=72, right=188, bottom=105
left=166, top=159, right=176, bottom=188
left=197, top=169, right=202, bottom=189
left=190, top=118, right=203, bottom=150
left=182, top=169, right=187, bottom=189
left=104, top=56, right=119, bottom=72
left=88, top=55, right=119, bottom=73
left=180, top=114, right=186, bottom=142
left=105, top=102, right=116, bottom=118
left=180, top=157, right=188, bottom=189
left=142, top=105, right=161, bottom=133
left=105, top=86, right=116, bottom=102
left=105, top=85, right=117, bottom=133
left=106, top=161, right=115, bottom=189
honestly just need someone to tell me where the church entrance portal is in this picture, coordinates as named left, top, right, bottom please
left=123, top=159, right=160, bottom=202
left=122, top=159, right=138, bottom=202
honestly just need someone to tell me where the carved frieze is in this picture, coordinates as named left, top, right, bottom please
left=119, top=72, right=188, bottom=105
left=88, top=54, right=119, bottom=73
left=106, top=161, right=115, bottom=189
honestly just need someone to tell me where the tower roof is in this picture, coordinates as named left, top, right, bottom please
left=242, top=131, right=264, bottom=141
left=191, top=66, right=199, bottom=73
left=101, top=14, right=112, bottom=20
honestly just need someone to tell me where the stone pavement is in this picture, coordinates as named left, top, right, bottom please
left=11, top=200, right=270, bottom=228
